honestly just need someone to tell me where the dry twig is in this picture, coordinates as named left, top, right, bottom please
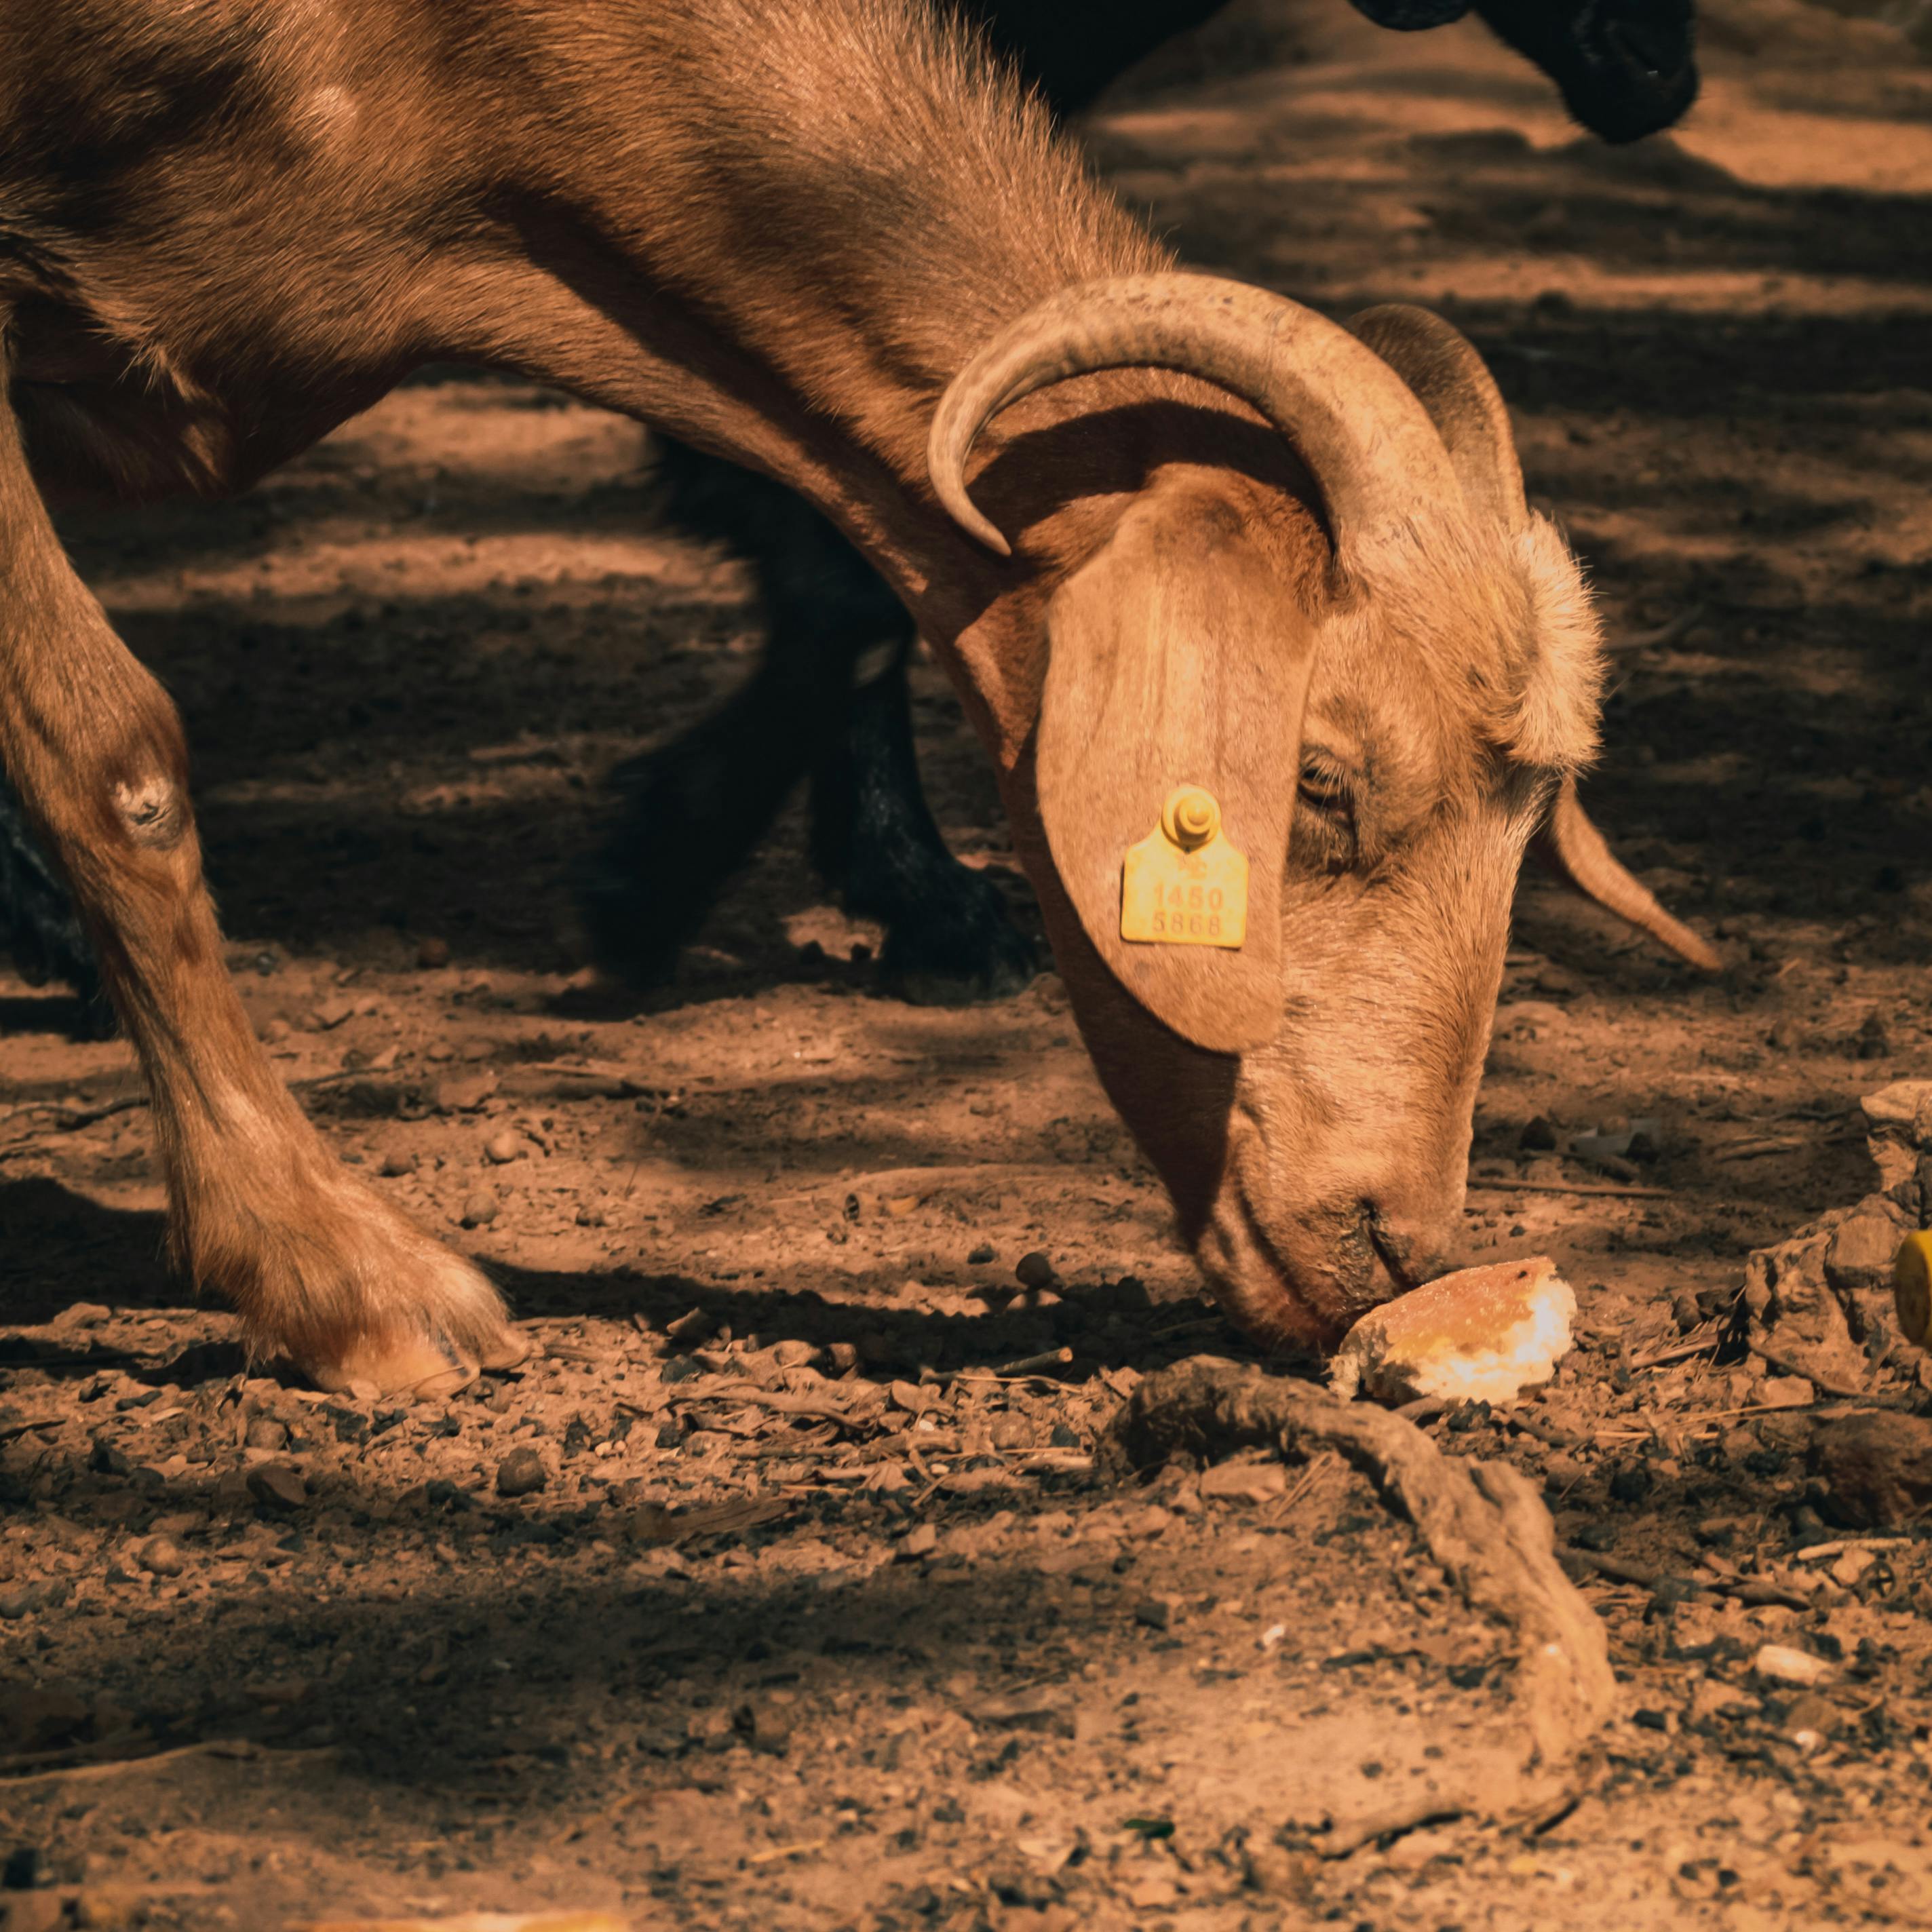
left=1467, top=1177, right=1670, bottom=1201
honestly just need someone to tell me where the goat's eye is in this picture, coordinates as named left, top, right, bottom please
left=1296, top=758, right=1353, bottom=820
left=1295, top=756, right=1358, bottom=868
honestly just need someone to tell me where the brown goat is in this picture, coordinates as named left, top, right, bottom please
left=0, top=0, right=1707, bottom=1390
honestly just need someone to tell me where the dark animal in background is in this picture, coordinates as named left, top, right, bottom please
left=578, top=0, right=1699, bottom=1001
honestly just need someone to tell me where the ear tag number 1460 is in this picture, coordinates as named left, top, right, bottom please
left=1120, top=786, right=1248, bottom=950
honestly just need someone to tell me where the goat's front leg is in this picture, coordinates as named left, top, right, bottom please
left=0, top=393, right=522, bottom=1396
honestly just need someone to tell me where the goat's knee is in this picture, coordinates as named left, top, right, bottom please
left=110, top=769, right=189, bottom=851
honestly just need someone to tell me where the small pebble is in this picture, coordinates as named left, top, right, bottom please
left=1014, top=1251, right=1056, bottom=1290
left=245, top=1416, right=289, bottom=1451
left=1753, top=1642, right=1834, bottom=1688
left=897, top=1524, right=938, bottom=1560
left=5, top=1893, right=69, bottom=1932
left=967, top=1243, right=997, bottom=1266
left=380, top=1149, right=418, bottom=1178
left=135, top=1535, right=185, bottom=1579
left=484, top=1130, right=526, bottom=1165
left=246, top=1463, right=308, bottom=1512
left=496, top=1446, right=549, bottom=1498
left=416, top=935, right=451, bottom=968
left=461, top=1191, right=500, bottom=1228
left=1134, top=1593, right=1180, bottom=1630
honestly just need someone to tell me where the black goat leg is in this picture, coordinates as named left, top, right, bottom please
left=0, top=767, right=115, bottom=1035
left=809, top=632, right=1037, bottom=1004
left=588, top=437, right=1035, bottom=1000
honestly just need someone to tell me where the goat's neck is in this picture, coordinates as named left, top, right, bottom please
left=444, top=0, right=1176, bottom=754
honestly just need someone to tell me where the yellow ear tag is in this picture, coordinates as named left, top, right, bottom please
left=1895, top=1231, right=1932, bottom=1347
left=1120, top=786, right=1248, bottom=948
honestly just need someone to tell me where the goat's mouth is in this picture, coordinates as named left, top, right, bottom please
left=1196, top=1184, right=1417, bottom=1355
left=1366, top=1213, right=1423, bottom=1295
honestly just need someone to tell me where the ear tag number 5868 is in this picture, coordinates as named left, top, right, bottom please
left=1121, top=786, right=1248, bottom=949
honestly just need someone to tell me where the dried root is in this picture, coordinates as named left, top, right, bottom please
left=1117, top=1356, right=1617, bottom=1835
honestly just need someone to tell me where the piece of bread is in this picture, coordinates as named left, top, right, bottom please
left=1330, top=1256, right=1577, bottom=1407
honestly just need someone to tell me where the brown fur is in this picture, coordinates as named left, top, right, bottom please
left=0, top=0, right=1602, bottom=1378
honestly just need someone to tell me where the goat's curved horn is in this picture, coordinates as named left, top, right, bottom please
left=929, top=274, right=1461, bottom=563
left=1533, top=776, right=1722, bottom=971
left=1347, top=305, right=1526, bottom=531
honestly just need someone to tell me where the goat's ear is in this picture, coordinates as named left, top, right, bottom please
left=1533, top=775, right=1722, bottom=971
left=1035, top=493, right=1315, bottom=1055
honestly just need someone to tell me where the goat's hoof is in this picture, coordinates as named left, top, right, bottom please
left=880, top=904, right=1039, bottom=1005
left=307, top=1321, right=530, bottom=1402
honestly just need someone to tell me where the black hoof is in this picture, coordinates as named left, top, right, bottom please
left=876, top=866, right=1039, bottom=1005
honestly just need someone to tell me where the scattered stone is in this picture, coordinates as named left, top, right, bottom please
left=883, top=1193, right=919, bottom=1218
left=897, top=1524, right=938, bottom=1560
left=246, top=1463, right=308, bottom=1512
left=733, top=1698, right=794, bottom=1755
left=664, top=1307, right=718, bottom=1347
left=1123, top=1505, right=1173, bottom=1539
left=460, top=1190, right=500, bottom=1229
left=1199, top=1461, right=1289, bottom=1504
left=415, top=935, right=452, bottom=968
left=1689, top=1677, right=1756, bottom=1724
left=134, top=1535, right=185, bottom=1578
left=484, top=1129, right=526, bottom=1165
left=826, top=1341, right=859, bottom=1374
left=379, top=1149, right=418, bottom=1178
left=1809, top=1410, right=1932, bottom=1528
left=3, top=1893, right=69, bottom=1932
left=1826, top=1205, right=1908, bottom=1292
left=972, top=1691, right=1075, bottom=1736
left=968, top=1243, right=997, bottom=1266
left=1243, top=1846, right=1317, bottom=1901
left=1758, top=1375, right=1813, bottom=1409
left=1014, top=1251, right=1056, bottom=1290
left=434, top=1070, right=498, bottom=1115
left=1783, top=1691, right=1838, bottom=1746
left=245, top=1416, right=290, bottom=1451
left=1863, top=1080, right=1932, bottom=1189
left=1330, top=1256, right=1576, bottom=1406
left=496, top=1447, right=549, bottom=1498
left=1134, top=1593, right=1180, bottom=1630
left=1752, top=1643, right=1834, bottom=1688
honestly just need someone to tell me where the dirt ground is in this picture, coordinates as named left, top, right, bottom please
left=5, top=3, right=1932, bottom=1927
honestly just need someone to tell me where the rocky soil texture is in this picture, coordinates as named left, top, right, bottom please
left=6, top=1, right=1932, bottom=1927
